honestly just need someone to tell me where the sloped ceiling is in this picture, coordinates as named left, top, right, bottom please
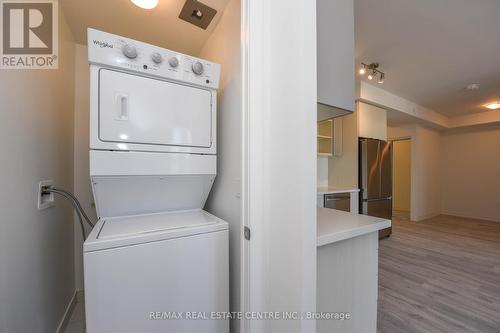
left=355, top=0, right=500, bottom=117
left=60, top=0, right=230, bottom=56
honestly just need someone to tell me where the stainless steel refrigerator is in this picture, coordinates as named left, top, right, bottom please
left=359, top=138, right=393, bottom=238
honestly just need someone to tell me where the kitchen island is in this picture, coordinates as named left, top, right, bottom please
left=317, top=208, right=391, bottom=333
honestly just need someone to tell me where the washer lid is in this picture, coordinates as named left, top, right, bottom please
left=84, top=209, right=228, bottom=252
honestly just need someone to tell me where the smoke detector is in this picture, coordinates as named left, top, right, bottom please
left=465, top=83, right=480, bottom=91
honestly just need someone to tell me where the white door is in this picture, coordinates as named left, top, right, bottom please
left=99, top=69, right=213, bottom=148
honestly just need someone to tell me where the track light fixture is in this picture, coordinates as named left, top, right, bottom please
left=359, top=62, right=385, bottom=84
left=378, top=73, right=385, bottom=84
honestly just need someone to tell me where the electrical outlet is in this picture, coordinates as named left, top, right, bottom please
left=38, top=180, right=54, bottom=210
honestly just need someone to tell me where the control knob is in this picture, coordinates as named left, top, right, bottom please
left=192, top=61, right=204, bottom=75
left=151, top=52, right=162, bottom=64
left=168, top=57, right=179, bottom=68
left=122, top=44, right=138, bottom=59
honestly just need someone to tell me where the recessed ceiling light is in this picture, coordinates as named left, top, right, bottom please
left=466, top=83, right=480, bottom=91
left=485, top=102, right=500, bottom=110
left=130, top=0, right=159, bottom=9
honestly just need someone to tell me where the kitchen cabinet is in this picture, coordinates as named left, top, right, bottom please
left=358, top=102, right=388, bottom=141
left=317, top=232, right=378, bottom=333
left=318, top=119, right=333, bottom=156
left=317, top=118, right=343, bottom=157
left=317, top=208, right=390, bottom=333
left=317, top=0, right=355, bottom=117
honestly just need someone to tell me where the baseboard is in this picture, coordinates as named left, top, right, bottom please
left=55, top=290, right=77, bottom=333
left=441, top=211, right=500, bottom=223
left=412, top=212, right=440, bottom=222
left=76, top=289, right=85, bottom=303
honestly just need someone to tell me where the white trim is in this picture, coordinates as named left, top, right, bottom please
left=240, top=0, right=251, bottom=332
left=55, top=290, right=78, bottom=333
left=412, top=212, right=440, bottom=222
left=440, top=212, right=500, bottom=223
left=243, top=0, right=267, bottom=331
left=242, top=1, right=317, bottom=332
left=76, top=290, right=85, bottom=303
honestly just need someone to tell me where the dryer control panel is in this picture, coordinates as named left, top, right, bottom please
left=87, top=28, right=220, bottom=89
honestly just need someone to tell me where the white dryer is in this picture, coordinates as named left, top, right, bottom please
left=84, top=29, right=228, bottom=333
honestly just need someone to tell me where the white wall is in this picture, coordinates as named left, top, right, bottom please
left=412, top=126, right=441, bottom=220
left=358, top=102, right=387, bottom=140
left=0, top=11, right=76, bottom=333
left=244, top=0, right=317, bottom=331
left=441, top=124, right=500, bottom=222
left=317, top=157, right=329, bottom=187
left=198, top=0, right=243, bottom=332
left=388, top=125, right=441, bottom=221
left=73, top=44, right=97, bottom=290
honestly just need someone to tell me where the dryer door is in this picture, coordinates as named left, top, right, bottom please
left=99, top=68, right=213, bottom=149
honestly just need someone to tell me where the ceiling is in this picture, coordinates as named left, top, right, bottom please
left=355, top=0, right=500, bottom=118
left=60, top=0, right=230, bottom=56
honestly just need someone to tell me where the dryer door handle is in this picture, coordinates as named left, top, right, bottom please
left=116, top=94, right=129, bottom=121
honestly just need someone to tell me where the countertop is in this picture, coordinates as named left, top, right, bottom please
left=317, top=208, right=391, bottom=247
left=317, top=187, right=360, bottom=195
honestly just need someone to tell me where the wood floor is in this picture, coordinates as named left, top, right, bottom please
left=378, top=214, right=500, bottom=333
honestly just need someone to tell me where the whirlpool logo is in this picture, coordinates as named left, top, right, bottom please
left=1, top=0, right=58, bottom=69
left=93, top=40, right=113, bottom=49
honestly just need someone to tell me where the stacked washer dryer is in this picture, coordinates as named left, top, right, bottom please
left=83, top=29, right=229, bottom=333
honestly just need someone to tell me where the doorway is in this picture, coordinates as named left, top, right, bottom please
left=392, top=139, right=411, bottom=221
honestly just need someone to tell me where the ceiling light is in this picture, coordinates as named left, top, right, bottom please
left=466, top=83, right=480, bottom=91
left=130, top=0, right=159, bottom=9
left=485, top=102, right=500, bottom=110
left=359, top=62, right=386, bottom=83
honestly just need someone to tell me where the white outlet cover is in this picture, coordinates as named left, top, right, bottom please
left=38, top=180, right=55, bottom=210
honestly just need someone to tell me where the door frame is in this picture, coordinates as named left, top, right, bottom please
left=240, top=0, right=318, bottom=332
left=389, top=137, right=413, bottom=220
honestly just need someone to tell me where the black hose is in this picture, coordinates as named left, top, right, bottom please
left=50, top=188, right=95, bottom=228
left=42, top=187, right=96, bottom=240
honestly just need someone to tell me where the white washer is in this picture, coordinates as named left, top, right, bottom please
left=84, top=210, right=228, bottom=333
left=84, top=29, right=228, bottom=333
